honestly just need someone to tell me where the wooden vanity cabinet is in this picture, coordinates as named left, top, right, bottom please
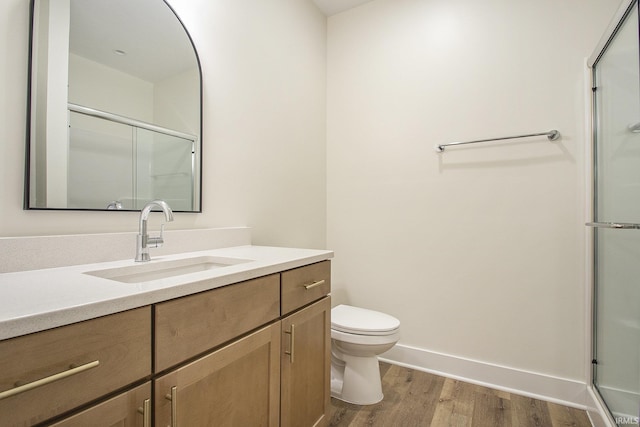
left=155, top=323, right=281, bottom=427
left=1, top=260, right=330, bottom=426
left=0, top=307, right=151, bottom=427
left=154, top=261, right=331, bottom=427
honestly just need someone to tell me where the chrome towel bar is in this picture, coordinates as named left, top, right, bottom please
left=435, top=130, right=560, bottom=153
left=586, top=222, right=640, bottom=229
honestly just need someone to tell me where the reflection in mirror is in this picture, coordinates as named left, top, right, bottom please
left=26, top=0, right=202, bottom=211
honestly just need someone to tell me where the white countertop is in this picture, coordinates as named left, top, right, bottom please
left=0, top=245, right=333, bottom=341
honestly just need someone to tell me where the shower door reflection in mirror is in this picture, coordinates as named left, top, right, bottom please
left=68, top=111, right=195, bottom=211
left=592, top=2, right=640, bottom=425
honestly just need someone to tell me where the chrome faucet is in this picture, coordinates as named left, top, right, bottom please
left=135, top=200, right=174, bottom=262
left=106, top=200, right=123, bottom=210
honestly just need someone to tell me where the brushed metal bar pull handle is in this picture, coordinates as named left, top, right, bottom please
left=137, top=398, right=151, bottom=427
left=304, top=280, right=325, bottom=290
left=165, top=386, right=177, bottom=427
left=0, top=360, right=100, bottom=401
left=284, top=324, right=295, bottom=363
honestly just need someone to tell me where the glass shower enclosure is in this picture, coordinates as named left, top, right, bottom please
left=590, top=1, right=640, bottom=425
left=67, top=106, right=196, bottom=211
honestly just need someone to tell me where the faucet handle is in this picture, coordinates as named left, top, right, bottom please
left=148, top=224, right=165, bottom=248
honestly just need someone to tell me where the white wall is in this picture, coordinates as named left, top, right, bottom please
left=326, top=0, right=619, bottom=383
left=154, top=67, right=199, bottom=135
left=0, top=0, right=327, bottom=250
left=171, top=0, right=327, bottom=248
left=68, top=53, right=155, bottom=123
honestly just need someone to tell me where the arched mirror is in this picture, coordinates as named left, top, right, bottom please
left=25, top=0, right=202, bottom=211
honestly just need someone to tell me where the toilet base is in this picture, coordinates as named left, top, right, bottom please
left=331, top=352, right=383, bottom=405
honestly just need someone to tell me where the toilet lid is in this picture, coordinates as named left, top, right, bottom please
left=331, top=305, right=400, bottom=336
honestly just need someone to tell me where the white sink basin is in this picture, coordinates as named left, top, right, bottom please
left=84, top=256, right=253, bottom=283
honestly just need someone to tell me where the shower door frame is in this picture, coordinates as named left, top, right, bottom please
left=588, top=0, right=640, bottom=425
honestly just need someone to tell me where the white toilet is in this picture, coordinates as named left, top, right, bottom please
left=330, top=304, right=401, bottom=405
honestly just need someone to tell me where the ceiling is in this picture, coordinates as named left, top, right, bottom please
left=312, top=0, right=375, bottom=16
left=69, top=0, right=197, bottom=83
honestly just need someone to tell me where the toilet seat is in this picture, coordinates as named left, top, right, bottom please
left=331, top=327, right=401, bottom=346
left=331, top=304, right=400, bottom=336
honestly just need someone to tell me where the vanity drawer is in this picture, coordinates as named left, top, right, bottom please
left=155, top=274, right=280, bottom=372
left=0, top=307, right=151, bottom=427
left=281, top=261, right=331, bottom=315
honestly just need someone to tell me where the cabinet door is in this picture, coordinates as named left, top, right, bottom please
left=281, top=296, right=331, bottom=427
left=155, top=323, right=280, bottom=427
left=49, top=382, right=151, bottom=427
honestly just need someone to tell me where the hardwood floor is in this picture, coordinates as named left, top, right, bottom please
left=329, top=362, right=592, bottom=427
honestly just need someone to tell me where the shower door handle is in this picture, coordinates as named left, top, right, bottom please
left=586, top=222, right=640, bottom=229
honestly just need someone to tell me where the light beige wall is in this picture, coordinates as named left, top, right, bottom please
left=170, top=0, right=328, bottom=248
left=326, top=0, right=619, bottom=380
left=154, top=67, right=199, bottom=135
left=0, top=0, right=327, bottom=250
left=69, top=53, right=154, bottom=123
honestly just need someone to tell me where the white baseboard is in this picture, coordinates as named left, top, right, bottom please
left=379, top=342, right=620, bottom=426
left=379, top=343, right=590, bottom=410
